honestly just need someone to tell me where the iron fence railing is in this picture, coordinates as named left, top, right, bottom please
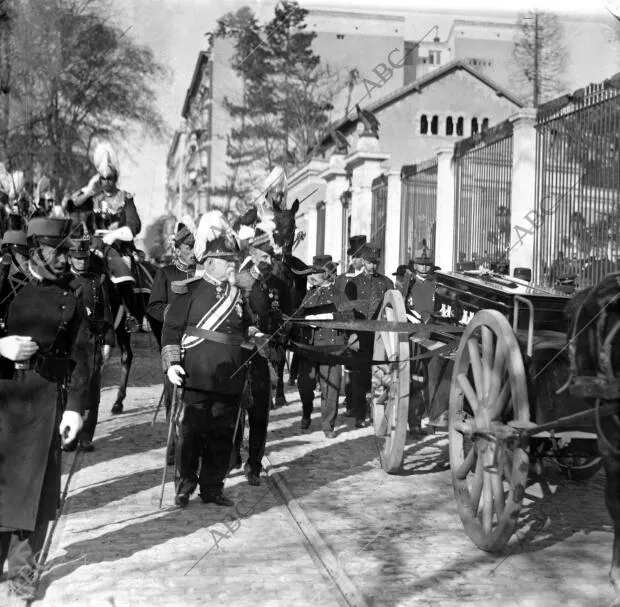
left=400, top=157, right=438, bottom=264
left=453, top=119, right=513, bottom=272
left=371, top=174, right=388, bottom=274
left=534, top=81, right=620, bottom=289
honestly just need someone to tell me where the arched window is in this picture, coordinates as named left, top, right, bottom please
left=456, top=116, right=464, bottom=136
left=471, top=117, right=479, bottom=134
left=482, top=118, right=489, bottom=131
left=446, top=116, right=454, bottom=136
left=431, top=115, right=438, bottom=135
left=420, top=114, right=428, bottom=135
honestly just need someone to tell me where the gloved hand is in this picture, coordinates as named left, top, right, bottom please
left=59, top=410, right=83, bottom=446
left=167, top=364, right=186, bottom=386
left=102, top=230, right=118, bottom=246
left=102, top=344, right=111, bottom=365
left=0, top=335, right=39, bottom=361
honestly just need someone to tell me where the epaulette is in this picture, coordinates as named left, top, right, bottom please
left=171, top=274, right=202, bottom=295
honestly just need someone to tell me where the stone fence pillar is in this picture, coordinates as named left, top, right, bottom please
left=434, top=144, right=456, bottom=272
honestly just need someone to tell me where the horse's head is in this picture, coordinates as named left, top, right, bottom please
left=272, top=198, right=299, bottom=253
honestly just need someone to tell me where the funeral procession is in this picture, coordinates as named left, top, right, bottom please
left=5, top=0, right=620, bottom=605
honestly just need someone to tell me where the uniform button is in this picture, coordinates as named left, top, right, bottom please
left=63, top=291, right=68, bottom=296
left=60, top=305, right=67, bottom=310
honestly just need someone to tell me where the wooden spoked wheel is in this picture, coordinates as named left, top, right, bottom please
left=371, top=290, right=411, bottom=474
left=448, top=310, right=530, bottom=551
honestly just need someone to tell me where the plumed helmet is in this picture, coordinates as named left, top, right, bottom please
left=194, top=210, right=239, bottom=262
left=248, top=220, right=276, bottom=255
left=93, top=142, right=120, bottom=179
left=262, top=166, right=288, bottom=206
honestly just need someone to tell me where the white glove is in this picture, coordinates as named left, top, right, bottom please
left=0, top=335, right=39, bottom=361
left=102, top=344, right=111, bottom=364
left=59, top=410, right=83, bottom=446
left=102, top=231, right=117, bottom=246
left=167, top=364, right=186, bottom=386
left=87, top=174, right=100, bottom=194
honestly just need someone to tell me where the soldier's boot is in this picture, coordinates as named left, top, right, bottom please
left=117, top=283, right=140, bottom=333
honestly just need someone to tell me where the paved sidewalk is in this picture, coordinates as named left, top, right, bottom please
left=8, top=334, right=618, bottom=607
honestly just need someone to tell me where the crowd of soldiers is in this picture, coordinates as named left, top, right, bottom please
left=0, top=150, right=439, bottom=603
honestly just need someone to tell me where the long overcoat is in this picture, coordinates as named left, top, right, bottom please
left=0, top=277, right=90, bottom=532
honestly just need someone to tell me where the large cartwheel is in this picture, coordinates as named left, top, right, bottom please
left=370, top=290, right=411, bottom=474
left=448, top=310, right=531, bottom=551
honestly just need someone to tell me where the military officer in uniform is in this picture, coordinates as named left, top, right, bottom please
left=296, top=255, right=342, bottom=438
left=66, top=236, right=115, bottom=452
left=162, top=227, right=248, bottom=508
left=343, top=243, right=393, bottom=427
left=334, top=235, right=367, bottom=416
left=0, top=218, right=89, bottom=602
left=147, top=224, right=196, bottom=348
left=147, top=223, right=196, bottom=464
left=235, top=229, right=292, bottom=486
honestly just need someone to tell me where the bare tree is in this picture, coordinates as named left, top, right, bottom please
left=512, top=10, right=567, bottom=107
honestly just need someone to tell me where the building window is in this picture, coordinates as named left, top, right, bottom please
left=420, top=114, right=428, bottom=135
left=431, top=115, right=438, bottom=135
left=482, top=118, right=489, bottom=131
left=336, top=34, right=345, bottom=39
left=429, top=51, right=441, bottom=65
left=446, top=116, right=454, bottom=136
left=471, top=117, right=479, bottom=135
left=316, top=202, right=326, bottom=256
left=456, top=116, right=464, bottom=137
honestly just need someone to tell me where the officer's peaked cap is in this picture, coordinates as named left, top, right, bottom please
left=1, top=229, right=27, bottom=248
left=360, top=243, right=381, bottom=262
left=27, top=217, right=73, bottom=245
left=69, top=237, right=91, bottom=258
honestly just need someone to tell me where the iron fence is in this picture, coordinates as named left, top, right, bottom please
left=534, top=81, right=620, bottom=289
left=453, top=119, right=513, bottom=272
left=400, top=157, right=438, bottom=264
left=371, top=174, right=388, bottom=274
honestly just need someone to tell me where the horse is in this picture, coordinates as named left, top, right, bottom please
left=564, top=271, right=620, bottom=598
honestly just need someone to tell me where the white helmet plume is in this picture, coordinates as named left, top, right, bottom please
left=36, top=176, right=52, bottom=201
left=194, top=209, right=235, bottom=262
left=0, top=163, right=12, bottom=196
left=9, top=170, right=25, bottom=200
left=262, top=165, right=287, bottom=208
left=93, top=142, right=120, bottom=179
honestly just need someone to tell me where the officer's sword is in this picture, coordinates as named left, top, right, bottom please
left=159, top=384, right=181, bottom=509
left=151, top=384, right=167, bottom=426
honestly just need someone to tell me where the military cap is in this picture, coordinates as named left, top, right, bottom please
left=347, top=235, right=367, bottom=257
left=1, top=229, right=27, bottom=248
left=27, top=217, right=72, bottom=246
left=312, top=254, right=333, bottom=270
left=174, top=224, right=195, bottom=248
left=392, top=264, right=410, bottom=277
left=360, top=243, right=381, bottom=262
left=69, top=237, right=91, bottom=259
left=203, top=235, right=240, bottom=259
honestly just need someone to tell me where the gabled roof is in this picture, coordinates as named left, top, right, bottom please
left=327, top=59, right=525, bottom=138
left=181, top=51, right=210, bottom=119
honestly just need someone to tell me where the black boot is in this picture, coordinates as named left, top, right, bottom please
left=117, top=282, right=140, bottom=333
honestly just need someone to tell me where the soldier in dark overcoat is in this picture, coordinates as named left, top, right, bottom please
left=162, top=229, right=249, bottom=508
left=0, top=218, right=89, bottom=602
left=147, top=224, right=196, bottom=464
left=66, top=236, right=115, bottom=452
left=235, top=229, right=291, bottom=486
left=334, top=234, right=366, bottom=417
left=296, top=255, right=343, bottom=438
left=341, top=243, right=393, bottom=427
left=0, top=228, right=33, bottom=322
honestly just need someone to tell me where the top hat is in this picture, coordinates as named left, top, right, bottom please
left=27, top=217, right=73, bottom=247
left=69, top=237, right=91, bottom=259
left=392, top=264, right=410, bottom=277
left=360, top=243, right=381, bottom=262
left=347, top=235, right=367, bottom=257
left=1, top=229, right=27, bottom=248
left=174, top=224, right=195, bottom=248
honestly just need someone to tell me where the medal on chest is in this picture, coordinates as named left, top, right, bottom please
left=235, top=302, right=243, bottom=318
left=268, top=288, right=280, bottom=311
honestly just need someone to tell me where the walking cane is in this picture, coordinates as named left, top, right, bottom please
left=159, top=385, right=181, bottom=509
left=151, top=384, right=167, bottom=426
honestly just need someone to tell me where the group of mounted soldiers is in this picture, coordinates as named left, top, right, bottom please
left=0, top=153, right=439, bottom=602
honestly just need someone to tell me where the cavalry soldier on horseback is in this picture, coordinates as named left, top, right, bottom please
left=64, top=234, right=115, bottom=452
left=341, top=243, right=393, bottom=428
left=295, top=255, right=343, bottom=438
left=0, top=217, right=90, bottom=603
left=147, top=223, right=196, bottom=465
left=235, top=226, right=292, bottom=486
left=66, top=143, right=142, bottom=333
left=162, top=221, right=249, bottom=508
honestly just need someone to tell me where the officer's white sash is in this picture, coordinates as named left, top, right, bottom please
left=181, top=283, right=241, bottom=350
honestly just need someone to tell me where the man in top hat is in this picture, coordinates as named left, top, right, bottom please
left=147, top=223, right=196, bottom=464
left=342, top=243, right=393, bottom=427
left=162, top=222, right=249, bottom=508
left=334, top=234, right=367, bottom=416
left=296, top=254, right=343, bottom=438
left=65, top=143, right=142, bottom=334
left=65, top=234, right=115, bottom=452
left=147, top=224, right=197, bottom=349
left=0, top=217, right=90, bottom=602
left=234, top=226, right=292, bottom=485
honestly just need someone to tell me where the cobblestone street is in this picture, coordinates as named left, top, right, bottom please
left=11, top=333, right=619, bottom=607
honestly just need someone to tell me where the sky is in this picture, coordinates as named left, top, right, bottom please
left=109, top=0, right=619, bottom=240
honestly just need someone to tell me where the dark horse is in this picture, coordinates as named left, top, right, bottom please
left=564, top=271, right=620, bottom=597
